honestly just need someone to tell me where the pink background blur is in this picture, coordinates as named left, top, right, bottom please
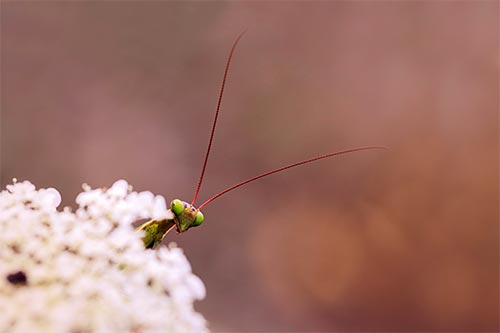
left=1, top=2, right=498, bottom=332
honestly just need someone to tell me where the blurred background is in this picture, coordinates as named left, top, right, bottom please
left=1, top=2, right=498, bottom=332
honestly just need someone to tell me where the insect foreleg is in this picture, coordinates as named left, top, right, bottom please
left=137, top=218, right=176, bottom=249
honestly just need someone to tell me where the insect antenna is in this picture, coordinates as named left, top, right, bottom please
left=192, top=32, right=246, bottom=206
left=198, top=145, right=387, bottom=209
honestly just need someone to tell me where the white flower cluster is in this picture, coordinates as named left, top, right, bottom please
left=0, top=179, right=208, bottom=333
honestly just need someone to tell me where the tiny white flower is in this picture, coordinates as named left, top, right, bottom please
left=39, top=187, right=62, bottom=208
left=107, top=179, right=129, bottom=198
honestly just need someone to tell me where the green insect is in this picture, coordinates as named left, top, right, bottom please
left=138, top=33, right=385, bottom=249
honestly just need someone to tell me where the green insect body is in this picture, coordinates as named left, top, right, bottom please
left=138, top=200, right=204, bottom=249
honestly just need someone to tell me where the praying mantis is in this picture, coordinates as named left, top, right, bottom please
left=138, top=33, right=386, bottom=249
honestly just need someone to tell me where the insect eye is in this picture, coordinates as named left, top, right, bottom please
left=193, top=211, right=204, bottom=227
left=171, top=199, right=184, bottom=216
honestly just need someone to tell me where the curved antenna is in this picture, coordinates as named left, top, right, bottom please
left=198, top=146, right=387, bottom=209
left=192, top=32, right=246, bottom=205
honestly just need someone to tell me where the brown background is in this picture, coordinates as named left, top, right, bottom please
left=1, top=2, right=498, bottom=332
